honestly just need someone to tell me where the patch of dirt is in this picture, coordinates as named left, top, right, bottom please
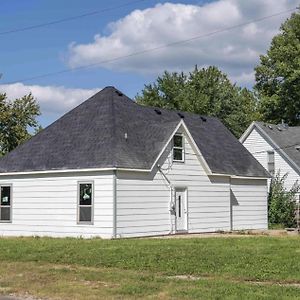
left=79, top=280, right=120, bottom=288
left=151, top=229, right=300, bottom=239
left=166, top=274, right=300, bottom=288
left=4, top=294, right=45, bottom=300
left=246, top=280, right=300, bottom=288
left=167, top=275, right=201, bottom=281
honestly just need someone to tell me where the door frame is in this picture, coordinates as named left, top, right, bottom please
left=174, top=187, right=188, bottom=232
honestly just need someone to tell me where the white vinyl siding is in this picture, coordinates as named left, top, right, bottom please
left=116, top=127, right=231, bottom=238
left=0, top=172, right=114, bottom=238
left=242, top=127, right=300, bottom=193
left=231, top=178, right=268, bottom=230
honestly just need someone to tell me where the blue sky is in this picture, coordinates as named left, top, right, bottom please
left=1, top=1, right=162, bottom=91
left=0, top=0, right=297, bottom=127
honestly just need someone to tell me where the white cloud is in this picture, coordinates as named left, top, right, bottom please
left=67, top=0, right=297, bottom=86
left=0, top=83, right=100, bottom=119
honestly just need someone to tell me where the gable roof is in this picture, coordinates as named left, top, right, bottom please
left=0, top=87, right=269, bottom=178
left=240, top=121, right=300, bottom=175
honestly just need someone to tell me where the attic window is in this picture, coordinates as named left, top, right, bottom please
left=173, top=134, right=184, bottom=162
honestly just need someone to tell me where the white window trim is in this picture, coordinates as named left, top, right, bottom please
left=0, top=184, right=12, bottom=223
left=173, top=133, right=185, bottom=163
left=77, top=181, right=94, bottom=225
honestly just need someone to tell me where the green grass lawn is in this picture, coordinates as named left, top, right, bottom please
left=0, top=236, right=299, bottom=299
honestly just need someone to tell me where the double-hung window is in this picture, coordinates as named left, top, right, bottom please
left=173, top=134, right=184, bottom=162
left=267, top=151, right=275, bottom=175
left=0, top=185, right=12, bottom=222
left=78, top=182, right=93, bottom=224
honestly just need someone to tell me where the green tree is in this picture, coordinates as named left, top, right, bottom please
left=136, top=66, right=259, bottom=137
left=268, top=172, right=300, bottom=228
left=255, top=11, right=300, bottom=125
left=0, top=93, right=40, bottom=156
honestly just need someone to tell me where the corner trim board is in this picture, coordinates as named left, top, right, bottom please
left=113, top=170, right=117, bottom=239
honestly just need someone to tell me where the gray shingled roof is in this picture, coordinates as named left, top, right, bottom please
left=255, top=121, right=300, bottom=173
left=0, top=87, right=269, bottom=177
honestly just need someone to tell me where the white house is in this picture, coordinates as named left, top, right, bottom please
left=0, top=87, right=270, bottom=238
left=240, top=121, right=300, bottom=198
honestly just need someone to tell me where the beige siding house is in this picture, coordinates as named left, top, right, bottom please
left=0, top=87, right=269, bottom=238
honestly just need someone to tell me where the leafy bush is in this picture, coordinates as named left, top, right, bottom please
left=268, top=172, right=300, bottom=228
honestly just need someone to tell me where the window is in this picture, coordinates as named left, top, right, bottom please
left=267, top=151, right=275, bottom=175
left=0, top=185, right=11, bottom=222
left=78, top=182, right=93, bottom=224
left=173, top=134, right=184, bottom=162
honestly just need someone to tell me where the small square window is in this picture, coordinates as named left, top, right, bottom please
left=173, top=148, right=183, bottom=161
left=173, top=135, right=183, bottom=147
left=1, top=207, right=10, bottom=221
left=79, top=206, right=92, bottom=222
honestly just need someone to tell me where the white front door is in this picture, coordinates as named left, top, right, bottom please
left=175, top=189, right=187, bottom=231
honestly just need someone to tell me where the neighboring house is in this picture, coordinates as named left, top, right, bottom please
left=240, top=121, right=300, bottom=198
left=0, top=87, right=269, bottom=238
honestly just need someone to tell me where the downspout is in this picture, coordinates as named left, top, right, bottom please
left=157, top=164, right=175, bottom=234
left=113, top=169, right=117, bottom=239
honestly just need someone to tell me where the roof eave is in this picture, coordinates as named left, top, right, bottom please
left=209, top=172, right=270, bottom=179
left=239, top=121, right=256, bottom=143
left=0, top=166, right=152, bottom=176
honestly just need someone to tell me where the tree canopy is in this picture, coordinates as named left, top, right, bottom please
left=136, top=66, right=259, bottom=137
left=0, top=93, right=40, bottom=156
left=255, top=11, right=300, bottom=125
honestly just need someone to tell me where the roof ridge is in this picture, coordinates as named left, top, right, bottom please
left=255, top=121, right=300, bottom=129
left=136, top=103, right=215, bottom=120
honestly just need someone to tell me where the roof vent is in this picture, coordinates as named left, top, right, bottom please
left=154, top=109, right=161, bottom=115
left=115, top=90, right=123, bottom=96
left=201, top=116, right=207, bottom=122
left=177, top=112, right=184, bottom=118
